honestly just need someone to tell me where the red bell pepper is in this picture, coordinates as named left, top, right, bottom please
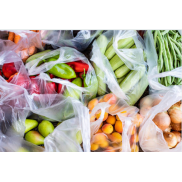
left=66, top=61, right=89, bottom=73
left=79, top=69, right=86, bottom=79
left=0, top=70, right=2, bottom=76
left=30, top=76, right=40, bottom=95
left=57, top=78, right=71, bottom=94
left=49, top=73, right=55, bottom=79
left=7, top=73, right=30, bottom=89
left=2, top=63, right=17, bottom=78
left=46, top=82, right=57, bottom=94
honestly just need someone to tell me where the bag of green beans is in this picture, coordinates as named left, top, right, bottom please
left=144, top=30, right=182, bottom=93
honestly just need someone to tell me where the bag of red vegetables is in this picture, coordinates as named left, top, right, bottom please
left=25, top=47, right=98, bottom=104
left=139, top=86, right=182, bottom=152
left=0, top=51, right=31, bottom=91
left=88, top=93, right=143, bottom=152
left=0, top=30, right=44, bottom=63
left=40, top=30, right=102, bottom=51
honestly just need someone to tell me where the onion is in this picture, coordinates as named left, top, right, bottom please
left=140, top=97, right=153, bottom=107
left=163, top=132, right=178, bottom=149
left=171, top=122, right=182, bottom=131
left=171, top=131, right=182, bottom=144
left=153, top=112, right=171, bottom=131
left=140, top=105, right=152, bottom=117
left=152, top=97, right=162, bottom=106
left=164, top=125, right=172, bottom=133
left=168, top=101, right=182, bottom=124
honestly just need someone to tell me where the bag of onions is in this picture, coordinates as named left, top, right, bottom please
left=88, top=93, right=143, bottom=152
left=139, top=86, right=182, bottom=152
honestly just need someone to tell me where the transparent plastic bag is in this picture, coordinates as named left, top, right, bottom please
left=0, top=130, right=44, bottom=152
left=144, top=30, right=182, bottom=93
left=0, top=77, right=29, bottom=136
left=0, top=30, right=43, bottom=62
left=25, top=47, right=98, bottom=104
left=26, top=94, right=90, bottom=152
left=139, top=86, right=182, bottom=152
left=0, top=50, right=31, bottom=91
left=90, top=30, right=148, bottom=105
left=40, top=30, right=102, bottom=51
left=88, top=93, right=143, bottom=152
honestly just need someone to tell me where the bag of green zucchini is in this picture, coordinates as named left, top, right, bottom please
left=90, top=30, right=148, bottom=106
left=25, top=47, right=98, bottom=104
left=144, top=30, right=182, bottom=93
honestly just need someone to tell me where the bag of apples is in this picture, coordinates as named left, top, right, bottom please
left=139, top=86, right=182, bottom=152
left=0, top=30, right=44, bottom=63
left=0, top=51, right=31, bottom=91
left=88, top=93, right=143, bottom=152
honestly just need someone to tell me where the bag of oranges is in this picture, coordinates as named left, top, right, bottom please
left=88, top=93, right=143, bottom=152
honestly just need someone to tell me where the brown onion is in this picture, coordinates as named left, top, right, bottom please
left=164, top=125, right=172, bottom=133
left=140, top=97, right=153, bottom=107
left=163, top=132, right=178, bottom=149
left=168, top=102, right=182, bottom=124
left=172, top=131, right=182, bottom=144
left=152, top=97, right=162, bottom=106
left=140, top=105, right=152, bottom=117
left=171, top=122, right=182, bottom=131
left=153, top=112, right=171, bottom=131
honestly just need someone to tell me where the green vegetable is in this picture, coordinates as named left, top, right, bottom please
left=105, top=37, right=134, bottom=60
left=63, top=77, right=82, bottom=100
left=93, top=34, right=108, bottom=96
left=115, top=65, right=130, bottom=78
left=126, top=74, right=148, bottom=106
left=47, top=63, right=76, bottom=79
left=110, top=55, right=125, bottom=71
left=24, top=119, right=38, bottom=133
left=26, top=50, right=51, bottom=66
left=117, top=75, right=127, bottom=84
left=119, top=66, right=145, bottom=93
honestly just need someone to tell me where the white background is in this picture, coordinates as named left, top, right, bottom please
left=1, top=0, right=182, bottom=182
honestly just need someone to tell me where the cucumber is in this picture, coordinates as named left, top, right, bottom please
left=117, top=75, right=127, bottom=84
left=93, top=34, right=108, bottom=96
left=106, top=38, right=113, bottom=49
left=105, top=37, right=134, bottom=60
left=110, top=55, right=125, bottom=71
left=126, top=74, right=148, bottom=106
left=115, top=65, right=130, bottom=78
left=119, top=65, right=146, bottom=93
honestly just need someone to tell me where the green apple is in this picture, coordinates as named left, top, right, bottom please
left=25, top=131, right=44, bottom=145
left=38, top=120, right=55, bottom=137
left=25, top=119, right=38, bottom=133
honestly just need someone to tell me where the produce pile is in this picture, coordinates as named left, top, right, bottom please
left=0, top=30, right=181, bottom=152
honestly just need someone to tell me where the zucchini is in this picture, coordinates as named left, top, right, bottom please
left=119, top=65, right=146, bottom=93
left=126, top=74, right=148, bottom=106
left=105, top=37, right=134, bottom=60
left=117, top=75, right=127, bottom=84
left=93, top=34, right=108, bottom=96
left=115, top=65, right=130, bottom=78
left=110, top=55, right=125, bottom=71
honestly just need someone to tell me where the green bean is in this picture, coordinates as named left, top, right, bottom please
left=161, top=30, right=169, bottom=36
left=173, top=43, right=182, bottom=62
left=154, top=31, right=158, bottom=49
left=169, top=30, right=177, bottom=35
left=157, top=36, right=163, bottom=72
left=167, top=34, right=177, bottom=68
left=170, top=37, right=182, bottom=52
left=173, top=33, right=178, bottom=40
left=177, top=36, right=182, bottom=43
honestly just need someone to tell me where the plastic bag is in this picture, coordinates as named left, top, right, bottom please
left=0, top=30, right=43, bottom=62
left=26, top=94, right=90, bottom=152
left=0, top=130, right=44, bottom=152
left=0, top=77, right=29, bottom=136
left=139, top=86, right=182, bottom=152
left=40, top=30, right=102, bottom=51
left=90, top=30, right=148, bottom=105
left=0, top=50, right=31, bottom=91
left=88, top=93, right=143, bottom=152
left=25, top=47, right=98, bottom=104
left=144, top=30, right=182, bottom=93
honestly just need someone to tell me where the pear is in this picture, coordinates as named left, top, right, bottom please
left=25, top=131, right=44, bottom=145
left=38, top=120, right=55, bottom=137
left=76, top=130, right=82, bottom=144
left=25, top=119, right=38, bottom=133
